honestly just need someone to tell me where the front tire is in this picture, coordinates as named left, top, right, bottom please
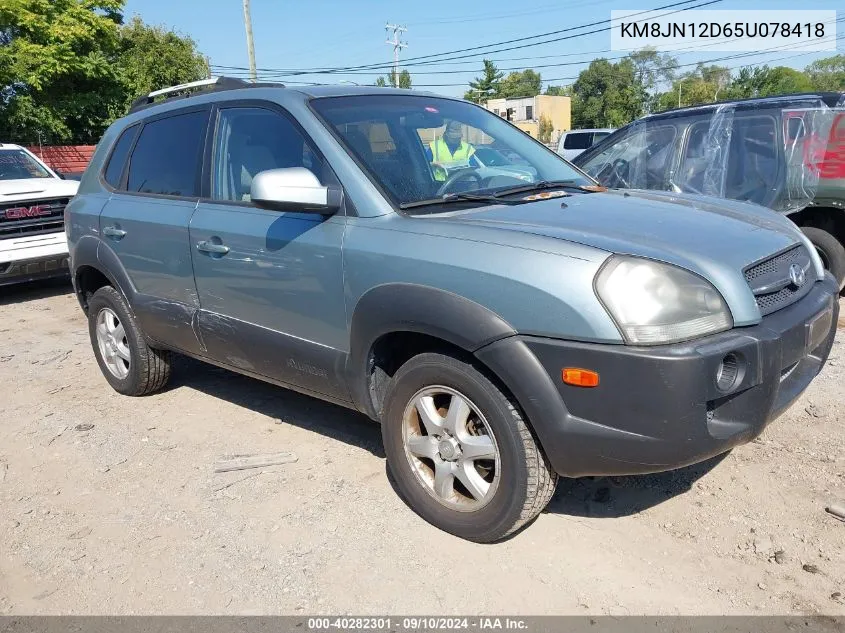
left=801, top=226, right=845, bottom=291
left=87, top=286, right=171, bottom=396
left=382, top=353, right=557, bottom=542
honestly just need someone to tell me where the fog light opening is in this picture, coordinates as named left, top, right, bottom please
left=716, top=353, right=742, bottom=392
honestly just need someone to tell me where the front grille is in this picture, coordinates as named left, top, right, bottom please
left=744, top=245, right=813, bottom=316
left=0, top=198, right=68, bottom=238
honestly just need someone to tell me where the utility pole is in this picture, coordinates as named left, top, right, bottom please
left=385, top=23, right=408, bottom=88
left=242, top=0, right=258, bottom=82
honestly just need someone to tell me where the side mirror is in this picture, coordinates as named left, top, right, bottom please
left=250, top=167, right=341, bottom=214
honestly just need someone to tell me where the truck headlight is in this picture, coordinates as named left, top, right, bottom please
left=595, top=256, right=733, bottom=345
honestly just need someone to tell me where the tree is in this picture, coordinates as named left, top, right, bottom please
left=464, top=59, right=503, bottom=103
left=537, top=114, right=553, bottom=144
left=806, top=54, right=845, bottom=92
left=115, top=16, right=208, bottom=113
left=572, top=58, right=644, bottom=128
left=728, top=65, right=812, bottom=99
left=628, top=47, right=677, bottom=112
left=653, top=64, right=731, bottom=111
left=0, top=0, right=124, bottom=143
left=498, top=70, right=542, bottom=98
left=0, top=0, right=210, bottom=144
left=376, top=69, right=411, bottom=89
left=544, top=85, right=569, bottom=96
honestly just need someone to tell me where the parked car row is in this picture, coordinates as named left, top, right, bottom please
left=62, top=78, right=838, bottom=543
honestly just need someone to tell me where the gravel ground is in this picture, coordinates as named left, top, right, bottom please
left=0, top=279, right=843, bottom=615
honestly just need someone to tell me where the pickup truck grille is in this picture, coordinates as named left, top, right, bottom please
left=744, top=245, right=814, bottom=316
left=0, top=198, right=68, bottom=239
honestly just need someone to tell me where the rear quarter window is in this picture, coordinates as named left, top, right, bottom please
left=103, top=124, right=139, bottom=188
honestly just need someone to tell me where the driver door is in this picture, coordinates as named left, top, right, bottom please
left=190, top=103, right=350, bottom=401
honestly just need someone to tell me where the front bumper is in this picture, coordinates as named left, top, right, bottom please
left=476, top=274, right=839, bottom=477
left=0, top=232, right=70, bottom=287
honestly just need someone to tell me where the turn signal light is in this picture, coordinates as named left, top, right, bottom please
left=561, top=368, right=600, bottom=387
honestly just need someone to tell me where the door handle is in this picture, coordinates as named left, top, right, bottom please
left=103, top=226, right=127, bottom=239
left=196, top=240, right=230, bottom=255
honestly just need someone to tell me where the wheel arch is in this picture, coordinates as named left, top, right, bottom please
left=788, top=205, right=845, bottom=247
left=71, top=237, right=137, bottom=313
left=346, top=283, right=517, bottom=419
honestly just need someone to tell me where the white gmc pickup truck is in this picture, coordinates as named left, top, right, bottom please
left=0, top=143, right=79, bottom=286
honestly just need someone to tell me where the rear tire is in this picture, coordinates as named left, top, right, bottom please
left=87, top=286, right=171, bottom=396
left=801, top=226, right=845, bottom=291
left=381, top=352, right=557, bottom=542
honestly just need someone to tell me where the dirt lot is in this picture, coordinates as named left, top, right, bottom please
left=0, top=279, right=843, bottom=615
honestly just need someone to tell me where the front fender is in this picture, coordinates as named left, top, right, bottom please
left=346, top=283, right=516, bottom=417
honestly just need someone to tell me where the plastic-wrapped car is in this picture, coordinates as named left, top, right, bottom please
left=573, top=93, right=845, bottom=289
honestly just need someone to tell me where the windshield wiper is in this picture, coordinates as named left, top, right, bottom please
left=399, top=192, right=530, bottom=210
left=490, top=180, right=592, bottom=198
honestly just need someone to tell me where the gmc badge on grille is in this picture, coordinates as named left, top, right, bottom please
left=3, top=205, right=55, bottom=220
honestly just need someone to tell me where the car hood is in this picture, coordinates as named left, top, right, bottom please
left=0, top=178, right=79, bottom=201
left=437, top=189, right=815, bottom=324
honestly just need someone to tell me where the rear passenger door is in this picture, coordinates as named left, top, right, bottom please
left=189, top=103, right=349, bottom=402
left=99, top=106, right=209, bottom=355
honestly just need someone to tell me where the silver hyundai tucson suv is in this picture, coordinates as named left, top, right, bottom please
left=66, top=78, right=839, bottom=542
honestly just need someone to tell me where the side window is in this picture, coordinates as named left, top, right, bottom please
left=212, top=107, right=324, bottom=202
left=591, top=131, right=611, bottom=145
left=563, top=133, right=592, bottom=150
left=103, top=124, right=138, bottom=188
left=725, top=116, right=778, bottom=205
left=580, top=125, right=676, bottom=189
left=127, top=110, right=207, bottom=197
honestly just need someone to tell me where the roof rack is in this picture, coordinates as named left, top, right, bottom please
left=128, top=76, right=284, bottom=114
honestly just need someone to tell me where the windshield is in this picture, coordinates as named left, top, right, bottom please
left=473, top=147, right=511, bottom=167
left=311, top=95, right=592, bottom=210
left=0, top=149, right=53, bottom=180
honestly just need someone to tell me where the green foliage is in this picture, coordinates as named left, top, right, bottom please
left=0, top=0, right=124, bottom=142
left=806, top=55, right=845, bottom=92
left=498, top=69, right=542, bottom=98
left=652, top=64, right=731, bottom=112
left=376, top=69, right=411, bottom=89
left=571, top=58, right=645, bottom=128
left=537, top=114, right=553, bottom=144
left=464, top=59, right=503, bottom=102
left=115, top=16, right=208, bottom=112
left=0, top=0, right=207, bottom=144
left=543, top=85, right=569, bottom=96
left=727, top=65, right=812, bottom=99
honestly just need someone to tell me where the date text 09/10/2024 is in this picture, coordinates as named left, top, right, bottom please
left=307, top=617, right=528, bottom=630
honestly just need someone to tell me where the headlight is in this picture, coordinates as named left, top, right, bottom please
left=595, top=256, right=732, bottom=345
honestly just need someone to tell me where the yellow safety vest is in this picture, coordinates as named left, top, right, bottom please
left=430, top=138, right=475, bottom=181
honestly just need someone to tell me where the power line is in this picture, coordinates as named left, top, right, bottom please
left=229, top=34, right=843, bottom=88
left=408, top=35, right=845, bottom=86
left=214, top=0, right=721, bottom=77
left=213, top=19, right=844, bottom=82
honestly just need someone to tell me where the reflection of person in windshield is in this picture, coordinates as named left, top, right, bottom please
left=429, top=120, right=475, bottom=181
